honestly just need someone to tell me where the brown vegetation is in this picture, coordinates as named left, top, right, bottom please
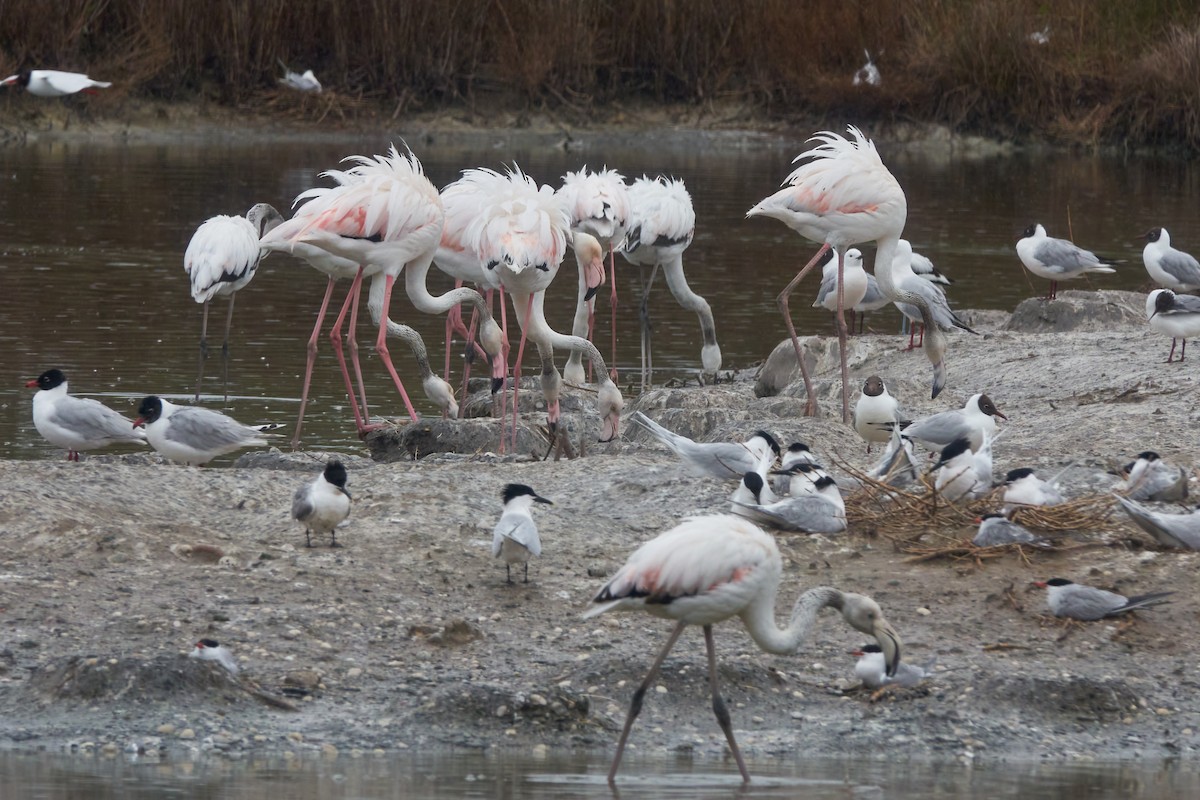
left=1, top=0, right=1199, bottom=146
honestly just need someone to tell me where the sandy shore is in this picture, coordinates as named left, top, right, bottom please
left=0, top=289, right=1197, bottom=767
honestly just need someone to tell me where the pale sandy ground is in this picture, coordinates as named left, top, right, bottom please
left=1, top=289, right=1197, bottom=769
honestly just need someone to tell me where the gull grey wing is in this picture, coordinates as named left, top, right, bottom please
left=1034, top=237, right=1105, bottom=272
left=1114, top=495, right=1200, bottom=549
left=904, top=411, right=969, bottom=447
left=165, top=407, right=263, bottom=449
left=492, top=513, right=541, bottom=556
left=1158, top=250, right=1200, bottom=287
left=50, top=397, right=144, bottom=442
left=814, top=269, right=838, bottom=306
left=1165, top=292, right=1200, bottom=314
left=292, top=484, right=314, bottom=523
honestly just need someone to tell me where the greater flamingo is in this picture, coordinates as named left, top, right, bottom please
left=184, top=203, right=283, bottom=402
left=259, top=145, right=449, bottom=433
left=617, top=175, right=721, bottom=390
left=586, top=514, right=902, bottom=784
left=748, top=126, right=948, bottom=413
left=560, top=166, right=631, bottom=379
left=464, top=166, right=623, bottom=447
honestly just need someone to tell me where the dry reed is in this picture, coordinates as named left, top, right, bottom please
left=2, top=1, right=1199, bottom=146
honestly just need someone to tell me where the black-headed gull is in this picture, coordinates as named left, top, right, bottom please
left=1016, top=223, right=1118, bottom=300
left=292, top=460, right=352, bottom=548
left=853, top=375, right=900, bottom=450
left=1, top=69, right=111, bottom=97
left=134, top=396, right=281, bottom=466
left=1034, top=578, right=1173, bottom=621
left=899, top=393, right=1006, bottom=452
left=1142, top=228, right=1200, bottom=292
left=1146, top=288, right=1200, bottom=363
left=492, top=484, right=552, bottom=584
left=26, top=369, right=146, bottom=461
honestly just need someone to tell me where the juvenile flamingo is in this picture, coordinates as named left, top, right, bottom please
left=184, top=203, right=283, bottom=402
left=618, top=175, right=721, bottom=390
left=748, top=126, right=947, bottom=417
left=586, top=514, right=902, bottom=784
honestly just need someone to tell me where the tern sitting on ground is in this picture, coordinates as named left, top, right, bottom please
left=1034, top=578, right=1173, bottom=621
left=631, top=411, right=780, bottom=480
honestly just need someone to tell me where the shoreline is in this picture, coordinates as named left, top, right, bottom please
left=1, top=291, right=1198, bottom=765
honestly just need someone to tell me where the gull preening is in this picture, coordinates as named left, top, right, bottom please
left=1016, top=223, right=1118, bottom=300
left=1034, top=578, right=1174, bottom=621
left=585, top=514, right=902, bottom=784
left=1, top=69, right=111, bottom=96
left=492, top=483, right=552, bottom=584
left=134, top=396, right=281, bottom=466
left=292, top=460, right=352, bottom=547
left=26, top=369, right=145, bottom=461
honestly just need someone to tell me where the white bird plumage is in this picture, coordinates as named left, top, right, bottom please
left=1016, top=223, right=1118, bottom=300
left=491, top=484, right=552, bottom=584
left=631, top=411, right=779, bottom=480
left=134, top=395, right=279, bottom=466
left=585, top=514, right=902, bottom=784
left=26, top=369, right=146, bottom=461
left=292, top=460, right=352, bottom=547
left=1146, top=288, right=1200, bottom=363
left=1141, top=228, right=1200, bottom=292
left=278, top=61, right=322, bottom=93
left=1, top=69, right=112, bottom=96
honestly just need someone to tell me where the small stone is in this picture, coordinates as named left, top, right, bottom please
left=495, top=705, right=509, bottom=717
left=916, top=607, right=932, bottom=616
left=346, top=667, right=363, bottom=679
left=287, top=732, right=304, bottom=742
left=321, top=743, right=338, bottom=758
left=531, top=744, right=548, bottom=758
left=1156, top=708, right=1173, bottom=716
left=100, top=743, right=120, bottom=757
left=529, top=694, right=547, bottom=706
left=655, top=685, right=668, bottom=694
left=156, top=724, right=176, bottom=735
left=178, top=729, right=195, bottom=740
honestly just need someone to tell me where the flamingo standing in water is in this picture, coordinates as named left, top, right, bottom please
left=262, top=146, right=493, bottom=436
left=185, top=203, right=284, bottom=403
left=463, top=166, right=623, bottom=448
left=618, top=175, right=721, bottom=390
left=560, top=166, right=631, bottom=381
left=585, top=514, right=902, bottom=784
left=748, top=126, right=947, bottom=419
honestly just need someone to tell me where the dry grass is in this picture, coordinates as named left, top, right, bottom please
left=2, top=0, right=1199, bottom=145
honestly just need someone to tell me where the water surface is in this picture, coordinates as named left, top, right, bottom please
left=1, top=134, right=1194, bottom=459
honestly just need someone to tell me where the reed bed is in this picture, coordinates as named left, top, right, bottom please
left=2, top=0, right=1199, bottom=146
left=837, top=457, right=1119, bottom=565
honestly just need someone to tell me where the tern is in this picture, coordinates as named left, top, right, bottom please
left=852, top=643, right=933, bottom=689
left=1002, top=467, right=1066, bottom=507
left=189, top=639, right=239, bottom=675
left=631, top=411, right=780, bottom=479
left=1119, top=451, right=1188, bottom=502
left=292, top=460, right=352, bottom=547
left=1034, top=578, right=1173, bottom=621
left=973, top=514, right=1049, bottom=547
left=1113, top=495, right=1200, bottom=550
left=732, top=475, right=847, bottom=533
left=492, top=484, right=552, bottom=584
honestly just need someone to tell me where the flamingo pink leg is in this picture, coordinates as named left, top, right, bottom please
left=608, top=621, right=686, bottom=784
left=776, top=243, right=829, bottom=417
left=292, top=275, right=337, bottom=448
left=496, top=286, right=509, bottom=454
left=373, top=274, right=420, bottom=423
left=455, top=305, right=480, bottom=416
left=608, top=246, right=619, bottom=381
left=510, top=293, right=535, bottom=451
left=329, top=269, right=369, bottom=435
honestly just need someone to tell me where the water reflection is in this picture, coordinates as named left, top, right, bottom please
left=1, top=751, right=1197, bottom=799
left=1, top=135, right=1195, bottom=460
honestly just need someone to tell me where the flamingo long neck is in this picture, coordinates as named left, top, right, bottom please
left=404, top=250, right=488, bottom=316
left=660, top=253, right=719, bottom=352
left=739, top=585, right=844, bottom=655
left=512, top=290, right=613, bottom=381
left=382, top=321, right=435, bottom=380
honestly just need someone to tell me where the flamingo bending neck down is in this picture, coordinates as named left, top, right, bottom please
left=585, top=514, right=902, bottom=784
left=260, top=145, right=451, bottom=436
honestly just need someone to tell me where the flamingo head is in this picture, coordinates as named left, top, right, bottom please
left=597, top=380, right=624, bottom=443
left=839, top=592, right=902, bottom=677
left=422, top=374, right=459, bottom=420
left=572, top=231, right=606, bottom=301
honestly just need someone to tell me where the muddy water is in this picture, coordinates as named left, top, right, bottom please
left=1, top=134, right=1195, bottom=460
left=1, top=751, right=1197, bottom=799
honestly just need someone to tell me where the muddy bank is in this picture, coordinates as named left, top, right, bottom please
left=0, top=290, right=1197, bottom=768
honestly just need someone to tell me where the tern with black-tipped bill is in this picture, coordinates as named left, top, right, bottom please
left=631, top=411, right=779, bottom=480
left=492, top=484, right=552, bottom=584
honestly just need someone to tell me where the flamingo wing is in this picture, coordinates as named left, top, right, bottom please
left=184, top=215, right=261, bottom=303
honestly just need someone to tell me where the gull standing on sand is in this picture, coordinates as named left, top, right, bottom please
left=1113, top=495, right=1200, bottom=550
left=585, top=514, right=902, bottom=784
left=185, top=203, right=285, bottom=402
left=748, top=126, right=945, bottom=418
left=898, top=393, right=1006, bottom=452
left=1, top=69, right=111, bottom=96
left=631, top=411, right=779, bottom=479
left=134, top=396, right=281, bottom=466
left=492, top=484, right=552, bottom=584
left=1015, top=223, right=1118, bottom=300
left=26, top=369, right=146, bottom=461
left=853, top=375, right=900, bottom=450
left=189, top=639, right=239, bottom=675
left=1141, top=228, right=1200, bottom=292
left=1034, top=578, right=1173, bottom=621
left=293, top=460, right=352, bottom=547
left=1146, top=289, right=1200, bottom=363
